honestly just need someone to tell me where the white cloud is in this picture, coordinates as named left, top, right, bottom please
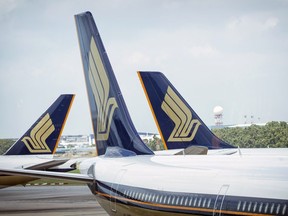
left=126, top=51, right=151, bottom=66
left=263, top=17, right=279, bottom=30
left=0, top=0, right=21, bottom=15
left=226, top=15, right=279, bottom=37
left=1, top=0, right=288, bottom=137
left=188, top=44, right=219, bottom=58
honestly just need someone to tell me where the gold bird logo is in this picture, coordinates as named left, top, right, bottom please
left=21, top=113, right=54, bottom=153
left=88, top=37, right=118, bottom=141
left=161, top=86, right=201, bottom=142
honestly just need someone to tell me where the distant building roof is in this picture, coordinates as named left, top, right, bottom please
left=210, top=123, right=267, bottom=130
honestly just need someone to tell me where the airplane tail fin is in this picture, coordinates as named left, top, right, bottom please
left=138, top=71, right=235, bottom=150
left=74, top=12, right=153, bottom=156
left=5, top=94, right=74, bottom=155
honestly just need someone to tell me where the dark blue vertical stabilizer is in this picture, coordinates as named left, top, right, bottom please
left=74, top=12, right=153, bottom=156
left=138, top=71, right=235, bottom=150
left=5, top=94, right=74, bottom=155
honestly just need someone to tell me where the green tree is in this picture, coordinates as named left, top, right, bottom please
left=0, top=139, right=16, bottom=154
left=146, top=135, right=165, bottom=151
left=212, top=121, right=288, bottom=148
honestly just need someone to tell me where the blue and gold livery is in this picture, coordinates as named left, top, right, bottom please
left=0, top=12, right=287, bottom=216
left=5, top=94, right=74, bottom=155
left=74, top=12, right=153, bottom=156
left=138, top=71, right=235, bottom=150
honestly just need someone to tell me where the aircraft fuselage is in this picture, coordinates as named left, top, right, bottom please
left=80, top=154, right=288, bottom=215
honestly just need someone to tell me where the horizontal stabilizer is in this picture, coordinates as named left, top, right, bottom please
left=175, top=146, right=208, bottom=155
left=0, top=168, right=93, bottom=184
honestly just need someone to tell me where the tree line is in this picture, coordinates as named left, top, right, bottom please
left=212, top=121, right=288, bottom=148
left=145, top=121, right=288, bottom=150
left=0, top=121, right=287, bottom=154
left=0, top=139, right=16, bottom=154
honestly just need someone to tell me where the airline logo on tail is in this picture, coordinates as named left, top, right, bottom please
left=162, top=86, right=201, bottom=142
left=89, top=37, right=118, bottom=141
left=21, top=113, right=54, bottom=153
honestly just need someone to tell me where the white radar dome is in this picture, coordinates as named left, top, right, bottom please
left=213, top=106, right=223, bottom=115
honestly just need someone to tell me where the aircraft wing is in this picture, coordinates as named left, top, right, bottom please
left=24, top=159, right=69, bottom=170
left=0, top=168, right=93, bottom=183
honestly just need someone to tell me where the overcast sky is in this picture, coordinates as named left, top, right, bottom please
left=0, top=0, right=287, bottom=138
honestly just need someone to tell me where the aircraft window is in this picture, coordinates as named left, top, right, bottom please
left=259, top=202, right=263, bottom=212
left=145, top=193, right=149, bottom=201
left=171, top=196, right=175, bottom=205
left=148, top=194, right=152, bottom=202
left=167, top=196, right=171, bottom=205
left=159, top=195, right=163, bottom=204
left=172, top=196, right=175, bottom=205
left=189, top=197, right=193, bottom=206
left=148, top=193, right=152, bottom=202
left=198, top=198, right=202, bottom=207
left=253, top=202, right=257, bottom=212
left=151, top=194, right=155, bottom=202
left=145, top=193, right=148, bottom=201
left=276, top=204, right=280, bottom=214
left=143, top=193, right=146, bottom=201
left=242, top=201, right=246, bottom=211
left=176, top=196, right=180, bottom=205
left=155, top=195, right=159, bottom=203
left=203, top=198, right=206, bottom=207
left=180, top=196, right=184, bottom=206
left=237, top=201, right=241, bottom=211
left=165, top=195, right=169, bottom=204
left=184, top=197, right=188, bottom=206
left=248, top=202, right=252, bottom=211
left=282, top=204, right=287, bottom=215
left=144, top=193, right=147, bottom=202
left=270, top=203, right=274, bottom=214
left=207, top=198, right=211, bottom=208
left=162, top=195, right=166, bottom=204
left=264, top=203, right=269, bottom=213
left=193, top=197, right=198, bottom=206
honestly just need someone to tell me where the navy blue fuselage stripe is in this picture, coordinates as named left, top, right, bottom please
left=91, top=180, right=287, bottom=216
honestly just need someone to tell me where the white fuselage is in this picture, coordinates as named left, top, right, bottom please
left=79, top=154, right=288, bottom=215
left=154, top=148, right=288, bottom=156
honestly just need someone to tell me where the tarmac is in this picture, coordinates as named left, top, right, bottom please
left=0, top=185, right=108, bottom=216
